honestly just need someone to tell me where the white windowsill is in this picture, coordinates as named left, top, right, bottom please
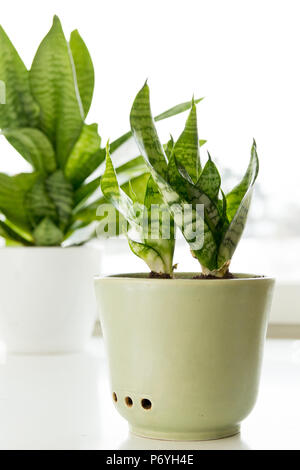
left=0, top=338, right=299, bottom=450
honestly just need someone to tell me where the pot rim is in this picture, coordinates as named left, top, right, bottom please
left=94, top=272, right=275, bottom=283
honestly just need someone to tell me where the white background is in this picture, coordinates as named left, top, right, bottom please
left=1, top=0, right=300, bottom=200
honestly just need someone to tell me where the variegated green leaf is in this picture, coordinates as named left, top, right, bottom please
left=0, top=220, right=33, bottom=246
left=73, top=156, right=147, bottom=208
left=171, top=100, right=201, bottom=183
left=33, top=217, right=64, bottom=246
left=0, top=172, right=36, bottom=230
left=128, top=237, right=166, bottom=274
left=24, top=177, right=57, bottom=228
left=2, top=128, right=56, bottom=175
left=163, top=136, right=174, bottom=160
left=226, top=140, right=259, bottom=223
left=69, top=29, right=94, bottom=118
left=130, top=84, right=217, bottom=271
left=30, top=16, right=83, bottom=167
left=100, top=143, right=141, bottom=230
left=130, top=82, right=168, bottom=179
left=168, top=155, right=221, bottom=232
left=217, top=188, right=254, bottom=269
left=142, top=176, right=175, bottom=274
left=65, top=123, right=101, bottom=187
left=115, top=156, right=148, bottom=185
left=154, top=97, right=203, bottom=122
left=123, top=172, right=149, bottom=204
left=0, top=26, right=39, bottom=129
left=217, top=141, right=259, bottom=268
left=197, top=153, right=221, bottom=201
left=46, top=170, right=74, bottom=230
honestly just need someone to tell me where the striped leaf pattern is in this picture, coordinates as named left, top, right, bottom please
left=0, top=26, right=39, bottom=129
left=30, top=16, right=83, bottom=168
left=170, top=101, right=201, bottom=183
left=197, top=154, right=221, bottom=201
left=101, top=144, right=142, bottom=231
left=64, top=123, right=101, bottom=187
left=128, top=238, right=166, bottom=274
left=130, top=83, right=259, bottom=276
left=142, top=176, right=175, bottom=274
left=130, top=82, right=168, bottom=179
left=46, top=170, right=74, bottom=230
left=0, top=173, right=36, bottom=231
left=33, top=217, right=64, bottom=246
left=225, top=140, right=259, bottom=222
left=69, top=30, right=94, bottom=118
left=217, top=141, right=259, bottom=268
left=3, top=128, right=56, bottom=175
left=24, top=178, right=57, bottom=227
left=101, top=144, right=175, bottom=274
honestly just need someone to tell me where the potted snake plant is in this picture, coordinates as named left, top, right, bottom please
left=0, top=18, right=195, bottom=353
left=94, top=83, right=275, bottom=440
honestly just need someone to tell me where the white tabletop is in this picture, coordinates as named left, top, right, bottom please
left=0, top=338, right=299, bottom=450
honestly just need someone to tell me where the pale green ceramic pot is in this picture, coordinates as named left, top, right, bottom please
left=94, top=273, right=275, bottom=441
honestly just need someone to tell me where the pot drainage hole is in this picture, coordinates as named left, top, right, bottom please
left=141, top=398, right=152, bottom=410
left=125, top=396, right=133, bottom=407
left=112, top=392, right=117, bottom=402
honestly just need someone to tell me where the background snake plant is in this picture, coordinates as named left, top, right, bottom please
left=0, top=16, right=196, bottom=246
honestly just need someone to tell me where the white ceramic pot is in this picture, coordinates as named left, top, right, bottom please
left=0, top=246, right=101, bottom=353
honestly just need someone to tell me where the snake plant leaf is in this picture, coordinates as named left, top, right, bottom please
left=2, top=128, right=56, bottom=175
left=100, top=143, right=141, bottom=230
left=130, top=85, right=217, bottom=271
left=46, top=170, right=74, bottom=230
left=226, top=140, right=259, bottom=223
left=74, top=177, right=101, bottom=207
left=164, top=136, right=174, bottom=160
left=0, top=220, right=33, bottom=246
left=114, top=156, right=148, bottom=185
left=218, top=189, right=229, bottom=228
left=73, top=156, right=147, bottom=208
left=217, top=187, right=254, bottom=269
left=69, top=30, right=94, bottom=118
left=130, top=82, right=168, bottom=179
left=24, top=177, right=58, bottom=228
left=197, top=153, right=221, bottom=202
left=91, top=96, right=205, bottom=172
left=0, top=172, right=36, bottom=230
left=127, top=237, right=166, bottom=274
left=168, top=155, right=221, bottom=232
left=170, top=100, right=201, bottom=183
left=30, top=16, right=83, bottom=168
left=143, top=175, right=175, bottom=274
left=64, top=123, right=101, bottom=187
left=217, top=141, right=259, bottom=268
left=73, top=173, right=148, bottom=224
left=0, top=26, right=39, bottom=129
left=33, top=216, right=64, bottom=246
left=101, top=143, right=174, bottom=274
left=123, top=172, right=150, bottom=203
left=154, top=97, right=203, bottom=122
